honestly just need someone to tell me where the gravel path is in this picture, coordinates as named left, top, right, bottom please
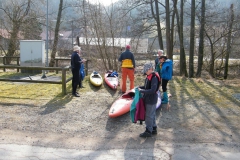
left=1, top=76, right=240, bottom=152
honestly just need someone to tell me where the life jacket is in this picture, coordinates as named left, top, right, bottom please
left=121, top=59, right=134, bottom=68
left=145, top=72, right=161, bottom=92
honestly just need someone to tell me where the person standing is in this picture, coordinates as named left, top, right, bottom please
left=138, top=63, right=160, bottom=138
left=118, top=45, right=135, bottom=93
left=155, top=49, right=163, bottom=69
left=71, top=46, right=85, bottom=97
left=156, top=56, right=173, bottom=104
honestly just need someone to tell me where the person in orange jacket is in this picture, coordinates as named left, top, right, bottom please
left=118, top=45, right=135, bottom=93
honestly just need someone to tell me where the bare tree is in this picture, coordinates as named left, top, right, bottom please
left=224, top=4, right=234, bottom=79
left=189, top=0, right=195, bottom=78
left=76, top=1, right=126, bottom=72
left=49, top=0, right=64, bottom=67
left=21, top=12, right=42, bottom=40
left=173, top=0, right=188, bottom=76
left=196, top=0, right=205, bottom=77
left=165, top=0, right=171, bottom=58
left=203, top=1, right=231, bottom=78
left=0, top=0, right=31, bottom=64
left=151, top=0, right=164, bottom=50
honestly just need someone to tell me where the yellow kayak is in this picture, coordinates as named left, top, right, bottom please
left=89, top=71, right=103, bottom=86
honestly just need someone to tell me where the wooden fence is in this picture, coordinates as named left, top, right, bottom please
left=0, top=56, right=20, bottom=72
left=0, top=56, right=90, bottom=75
left=55, top=57, right=90, bottom=75
left=0, top=65, right=71, bottom=95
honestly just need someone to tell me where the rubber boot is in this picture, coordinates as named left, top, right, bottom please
left=161, top=92, right=168, bottom=104
left=152, top=126, right=157, bottom=135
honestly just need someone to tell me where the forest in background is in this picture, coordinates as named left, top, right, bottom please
left=0, top=0, right=239, bottom=79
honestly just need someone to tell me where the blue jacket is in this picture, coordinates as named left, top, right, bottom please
left=156, top=59, right=173, bottom=80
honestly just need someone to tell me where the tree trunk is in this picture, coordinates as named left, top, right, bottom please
left=205, top=32, right=215, bottom=78
left=165, top=0, right=171, bottom=58
left=152, top=0, right=164, bottom=50
left=5, top=0, right=31, bottom=64
left=6, top=23, right=19, bottom=64
left=49, top=0, right=63, bottom=67
left=174, top=0, right=187, bottom=77
left=196, top=0, right=205, bottom=78
left=189, top=0, right=195, bottom=78
left=209, top=46, right=215, bottom=78
left=224, top=4, right=234, bottom=79
left=170, top=4, right=175, bottom=60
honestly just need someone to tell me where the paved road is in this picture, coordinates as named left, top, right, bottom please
left=1, top=142, right=240, bottom=160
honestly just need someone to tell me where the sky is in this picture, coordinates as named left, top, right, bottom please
left=90, top=0, right=119, bottom=6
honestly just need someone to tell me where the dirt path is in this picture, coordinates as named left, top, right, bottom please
left=1, top=76, right=240, bottom=152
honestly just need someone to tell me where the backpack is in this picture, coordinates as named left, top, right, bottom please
left=80, top=63, right=85, bottom=80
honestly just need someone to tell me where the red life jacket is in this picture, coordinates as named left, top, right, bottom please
left=146, top=72, right=161, bottom=92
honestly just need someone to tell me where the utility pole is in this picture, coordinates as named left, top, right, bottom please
left=42, top=0, right=48, bottom=78
left=72, top=20, right=73, bottom=47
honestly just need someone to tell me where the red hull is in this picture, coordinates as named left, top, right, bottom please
left=104, top=73, right=118, bottom=89
left=109, top=89, right=135, bottom=118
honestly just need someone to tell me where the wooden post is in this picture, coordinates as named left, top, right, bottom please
left=56, top=59, right=59, bottom=74
left=85, top=60, right=89, bottom=76
left=17, top=57, right=20, bottom=72
left=3, top=57, right=6, bottom=72
left=62, top=67, right=67, bottom=95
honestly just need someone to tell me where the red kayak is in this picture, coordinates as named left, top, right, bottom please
left=104, top=71, right=119, bottom=89
left=109, top=89, right=135, bottom=118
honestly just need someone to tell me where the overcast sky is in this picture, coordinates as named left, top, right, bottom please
left=89, top=0, right=119, bottom=6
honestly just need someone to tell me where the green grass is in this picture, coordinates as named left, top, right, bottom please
left=0, top=71, right=72, bottom=100
left=0, top=71, right=239, bottom=108
left=170, top=76, right=240, bottom=108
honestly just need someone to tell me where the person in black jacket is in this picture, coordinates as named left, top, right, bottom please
left=71, top=46, right=85, bottom=97
left=138, top=63, right=160, bottom=137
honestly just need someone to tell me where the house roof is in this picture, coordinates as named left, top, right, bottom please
left=78, top=37, right=148, bottom=53
left=0, top=28, right=24, bottom=39
left=40, top=31, right=73, bottom=40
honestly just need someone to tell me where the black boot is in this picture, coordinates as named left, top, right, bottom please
left=152, top=127, right=157, bottom=135
left=139, top=128, right=152, bottom=138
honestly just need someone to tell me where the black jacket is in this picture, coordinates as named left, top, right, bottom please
left=139, top=72, right=160, bottom=105
left=71, top=51, right=81, bottom=70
